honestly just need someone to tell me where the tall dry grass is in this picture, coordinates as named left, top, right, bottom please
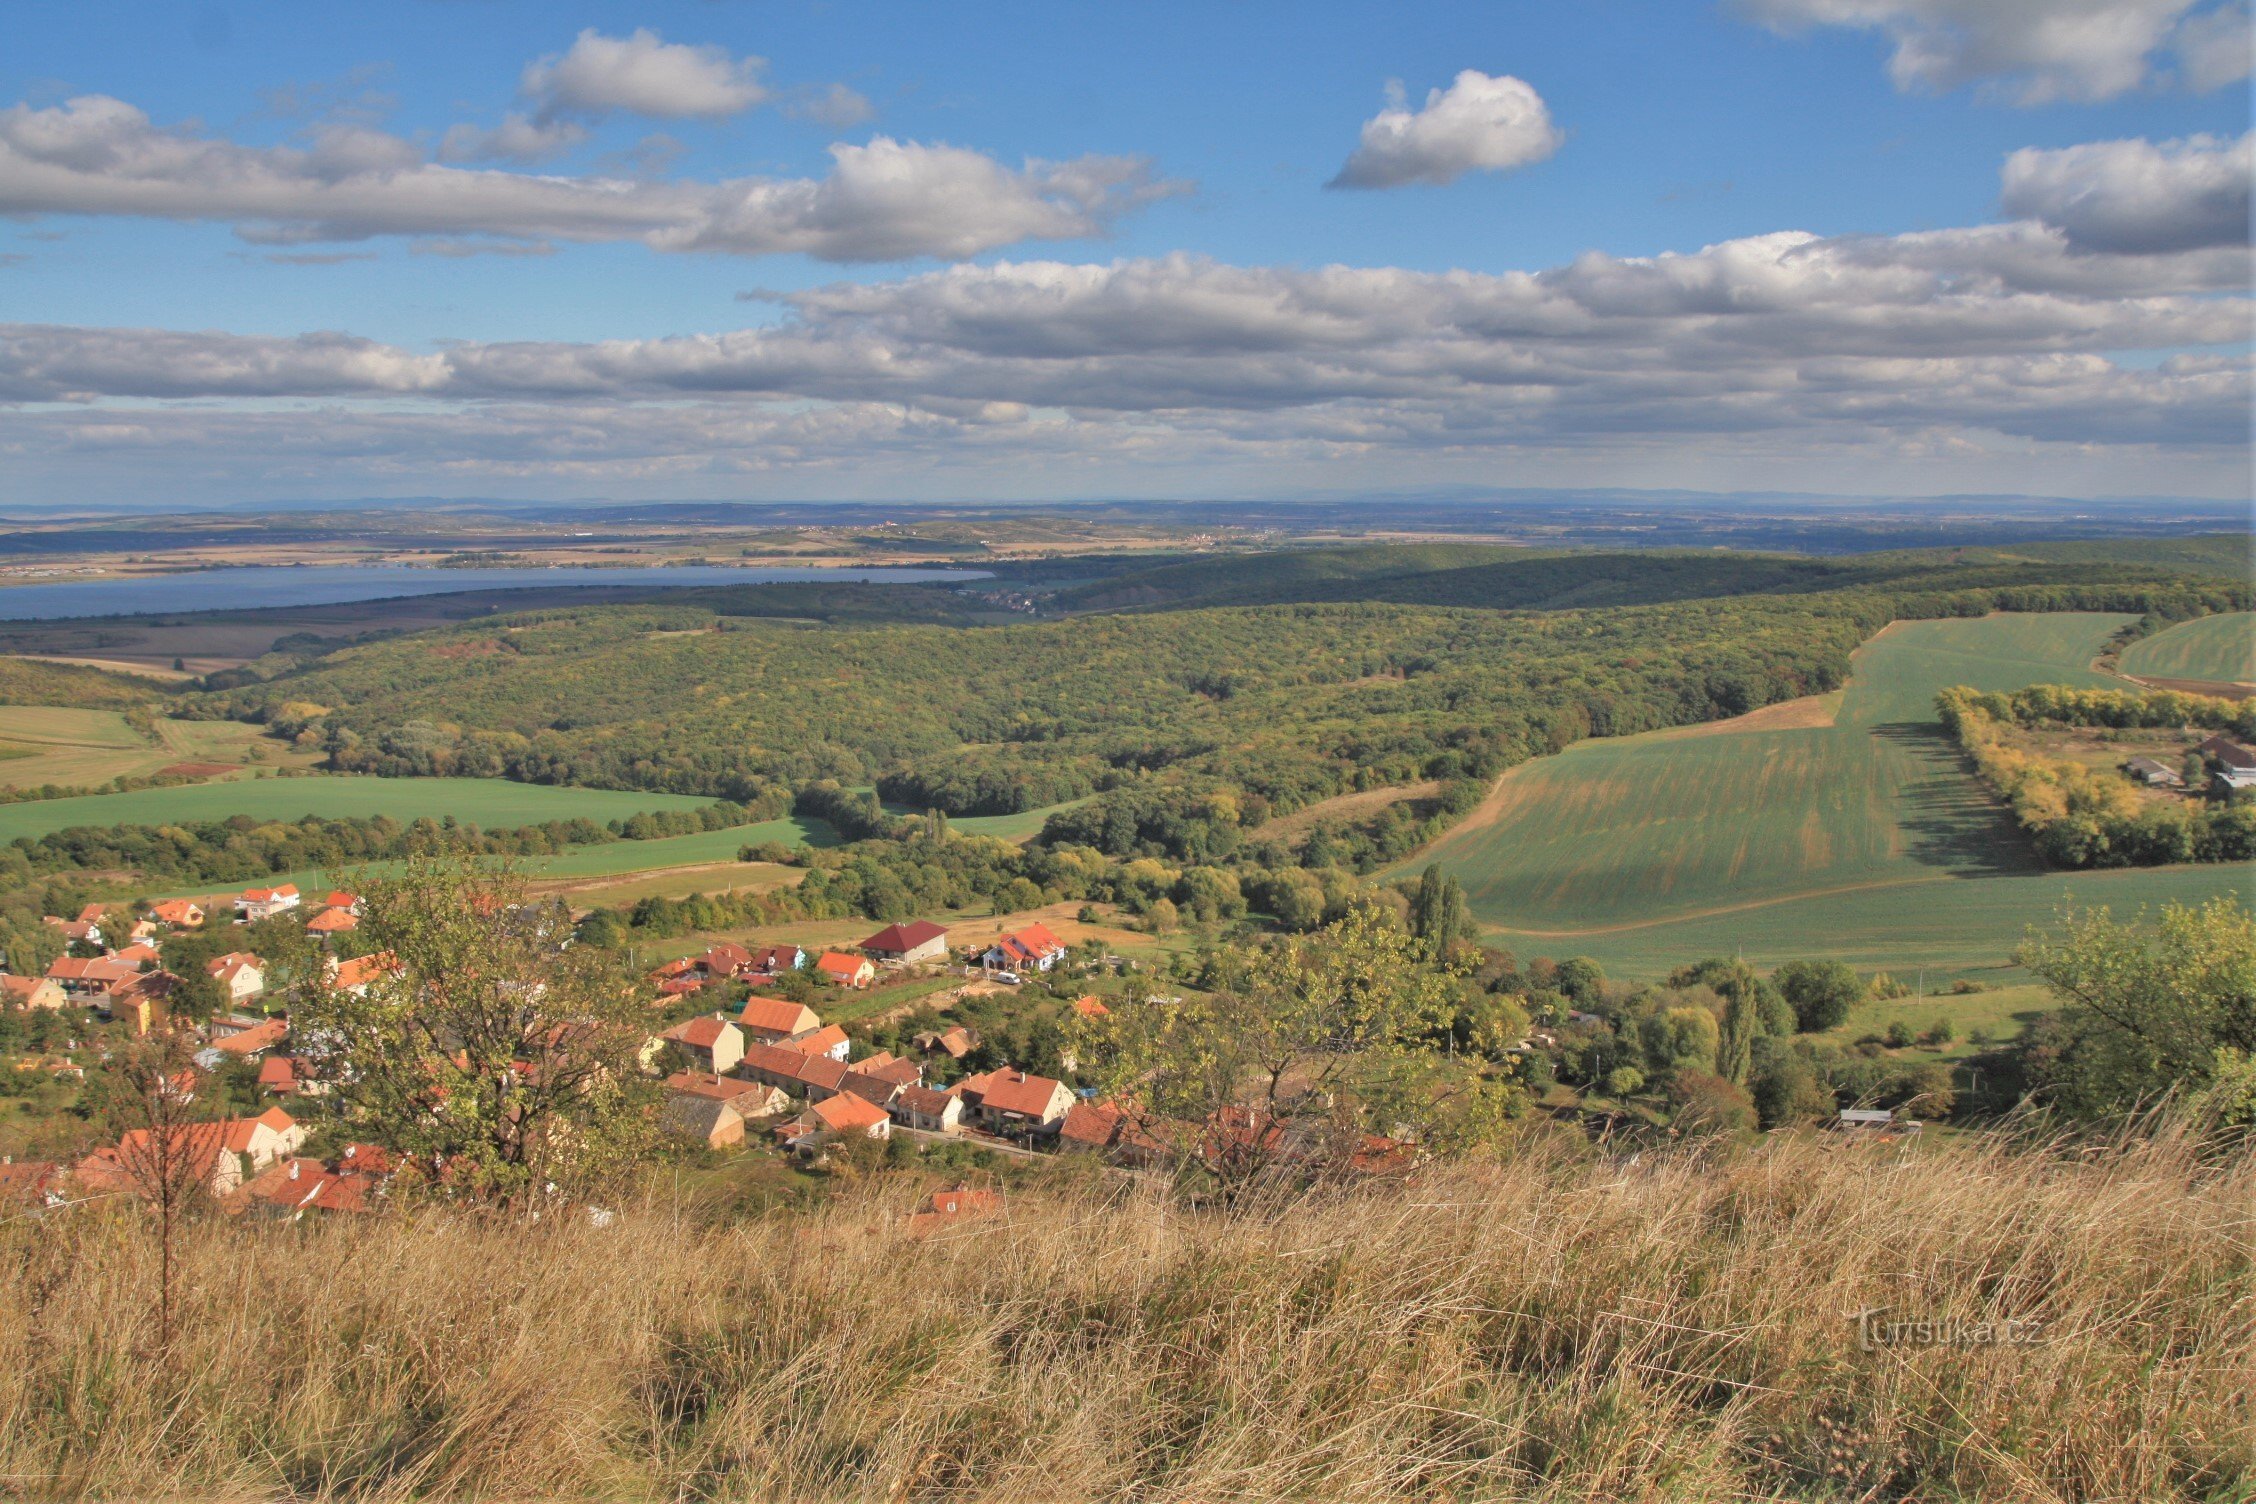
left=2, top=1127, right=2250, bottom=1502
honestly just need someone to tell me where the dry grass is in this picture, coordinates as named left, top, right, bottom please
left=2, top=1128, right=2249, bottom=1502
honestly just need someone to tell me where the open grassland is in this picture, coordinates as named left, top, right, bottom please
left=2119, top=611, right=2256, bottom=687
left=0, top=774, right=713, bottom=845
left=3, top=1131, right=2246, bottom=1503
left=0, top=707, right=305, bottom=790
left=1423, top=613, right=2248, bottom=976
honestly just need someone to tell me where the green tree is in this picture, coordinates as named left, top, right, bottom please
left=1406, top=866, right=1476, bottom=956
left=292, top=857, right=656, bottom=1206
left=1714, top=963, right=1762, bottom=1087
left=1553, top=956, right=1606, bottom=1004
left=1773, top=959, right=1868, bottom=1032
left=2016, top=896, right=2256, bottom=1118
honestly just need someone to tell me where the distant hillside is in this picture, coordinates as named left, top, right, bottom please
left=1056, top=539, right=2252, bottom=615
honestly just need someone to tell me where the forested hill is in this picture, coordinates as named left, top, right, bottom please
left=190, top=547, right=2249, bottom=830
left=1054, top=536, right=2253, bottom=614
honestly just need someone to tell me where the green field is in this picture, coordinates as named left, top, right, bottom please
left=2118, top=612, right=2255, bottom=686
left=1418, top=612, right=2248, bottom=980
left=0, top=774, right=715, bottom=844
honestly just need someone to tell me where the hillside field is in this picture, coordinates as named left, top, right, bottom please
left=1417, top=612, right=2248, bottom=979
left=0, top=707, right=305, bottom=790
left=2118, top=611, right=2255, bottom=686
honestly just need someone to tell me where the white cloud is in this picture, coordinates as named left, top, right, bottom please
left=522, top=28, right=767, bottom=121
left=1329, top=70, right=1562, bottom=189
left=0, top=96, right=1178, bottom=261
left=2001, top=132, right=2251, bottom=253
left=1738, top=0, right=2251, bottom=102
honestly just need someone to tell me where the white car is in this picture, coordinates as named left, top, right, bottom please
left=993, top=970, right=1023, bottom=985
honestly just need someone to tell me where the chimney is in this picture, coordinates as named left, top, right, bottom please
left=288, top=1160, right=300, bottom=1180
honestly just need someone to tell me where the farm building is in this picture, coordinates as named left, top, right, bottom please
left=2122, top=757, right=2184, bottom=788
left=860, top=920, right=949, bottom=965
left=2196, top=734, right=2256, bottom=791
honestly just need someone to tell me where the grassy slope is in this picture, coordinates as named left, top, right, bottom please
left=1420, top=612, right=2246, bottom=978
left=2119, top=611, right=2256, bottom=685
left=0, top=774, right=714, bottom=844
left=0, top=707, right=297, bottom=789
left=2, top=1135, right=2244, bottom=1502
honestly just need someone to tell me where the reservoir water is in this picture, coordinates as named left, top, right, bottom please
left=0, top=564, right=991, bottom=621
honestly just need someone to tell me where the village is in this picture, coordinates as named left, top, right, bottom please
left=0, top=885, right=1206, bottom=1230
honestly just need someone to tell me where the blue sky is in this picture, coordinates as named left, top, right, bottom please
left=1, top=0, right=2249, bottom=505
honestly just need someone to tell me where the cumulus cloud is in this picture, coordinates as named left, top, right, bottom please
left=0, top=95, right=1178, bottom=260
left=436, top=113, right=588, bottom=165
left=522, top=28, right=767, bottom=121
left=1329, top=71, right=1562, bottom=189
left=1737, top=0, right=2251, bottom=102
left=2001, top=132, right=2251, bottom=253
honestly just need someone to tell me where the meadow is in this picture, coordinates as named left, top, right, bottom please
left=4, top=1131, right=2245, bottom=1502
left=1418, top=613, right=2248, bottom=979
left=2118, top=611, right=2255, bottom=686
left=0, top=774, right=713, bottom=845
left=0, top=706, right=301, bottom=790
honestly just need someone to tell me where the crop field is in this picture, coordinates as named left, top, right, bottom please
left=0, top=774, right=714, bottom=845
left=0, top=707, right=303, bottom=790
left=1419, top=612, right=2248, bottom=979
left=2118, top=611, right=2255, bottom=686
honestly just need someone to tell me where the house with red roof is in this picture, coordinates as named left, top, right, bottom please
left=305, top=907, right=359, bottom=938
left=256, top=1056, right=302, bottom=1095
left=698, top=942, right=754, bottom=978
left=207, top=1016, right=288, bottom=1059
left=659, top=1013, right=745, bottom=1075
left=905, top=1181, right=1002, bottom=1236
left=960, top=1068, right=1074, bottom=1135
left=984, top=923, right=1068, bottom=973
left=205, top=952, right=267, bottom=1006
left=860, top=920, right=949, bottom=965
left=797, top=1091, right=891, bottom=1143
left=737, top=996, right=822, bottom=1044
left=149, top=899, right=206, bottom=930
left=235, top=884, right=301, bottom=922
left=326, top=951, right=400, bottom=996
left=778, top=1022, right=850, bottom=1062
left=891, top=1084, right=964, bottom=1134
left=1072, top=995, right=1111, bottom=1019
left=814, top=952, right=875, bottom=989
left=749, top=944, right=805, bottom=973
left=46, top=954, right=138, bottom=997
left=1, top=974, right=66, bottom=1011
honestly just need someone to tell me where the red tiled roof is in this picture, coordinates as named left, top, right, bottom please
left=1059, top=1098, right=1125, bottom=1149
left=814, top=952, right=869, bottom=982
left=663, top=1069, right=770, bottom=1102
left=662, top=1014, right=736, bottom=1050
left=795, top=1055, right=851, bottom=1094
left=210, top=1018, right=288, bottom=1056
left=810, top=1093, right=889, bottom=1133
left=305, top=909, right=359, bottom=934
left=779, top=1023, right=848, bottom=1057
left=750, top=945, right=802, bottom=970
left=256, top=1056, right=299, bottom=1091
left=150, top=900, right=204, bottom=925
left=894, top=1084, right=956, bottom=1119
left=329, top=952, right=399, bottom=991
left=979, top=1070, right=1067, bottom=1119
left=861, top=920, right=947, bottom=953
left=1072, top=995, right=1110, bottom=1018
left=48, top=956, right=136, bottom=984
left=738, top=997, right=821, bottom=1037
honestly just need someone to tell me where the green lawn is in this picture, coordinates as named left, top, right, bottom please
left=949, top=800, right=1088, bottom=841
left=0, top=707, right=300, bottom=790
left=0, top=774, right=715, bottom=843
left=1419, top=612, right=2248, bottom=979
left=2118, top=611, right=2255, bottom=686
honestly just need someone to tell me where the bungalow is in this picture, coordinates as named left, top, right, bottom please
left=960, top=1068, right=1074, bottom=1136
left=205, top=952, right=267, bottom=1006
left=256, top=1056, right=302, bottom=1095
left=305, top=908, right=359, bottom=938
left=235, top=885, right=301, bottom=922
left=913, top=1025, right=977, bottom=1060
left=750, top=944, right=806, bottom=973
left=149, top=899, right=206, bottom=930
left=891, top=1084, right=964, bottom=1134
left=663, top=1070, right=791, bottom=1118
left=814, top=952, right=875, bottom=989
left=985, top=923, right=1068, bottom=973
left=806, top=1091, right=891, bottom=1140
left=326, top=951, right=400, bottom=997
left=1, top=974, right=67, bottom=1011
left=660, top=1093, right=748, bottom=1149
left=660, top=1014, right=746, bottom=1075
left=860, top=920, right=950, bottom=965
left=207, top=1016, right=289, bottom=1060
left=2123, top=756, right=2184, bottom=788
left=779, top=1022, right=851, bottom=1062
left=698, top=942, right=754, bottom=978
left=737, top=996, right=822, bottom=1044
left=46, top=955, right=138, bottom=998
left=319, top=891, right=363, bottom=916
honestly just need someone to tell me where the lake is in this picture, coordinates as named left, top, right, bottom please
left=0, top=564, right=991, bottom=621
